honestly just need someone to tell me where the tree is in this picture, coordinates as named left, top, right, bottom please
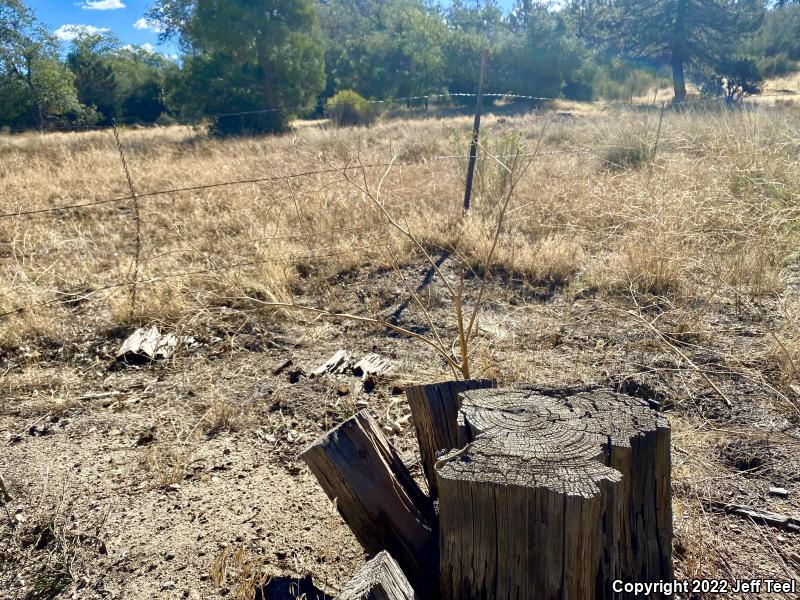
left=148, top=0, right=325, bottom=134
left=442, top=0, right=509, bottom=102
left=67, top=33, right=119, bottom=123
left=577, top=0, right=764, bottom=102
left=713, top=55, right=763, bottom=102
left=109, top=46, right=174, bottom=123
left=0, top=0, right=83, bottom=128
left=320, top=0, right=446, bottom=101
left=499, top=1, right=591, bottom=100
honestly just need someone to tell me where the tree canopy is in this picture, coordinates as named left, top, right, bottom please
left=576, top=0, right=764, bottom=102
left=0, top=0, right=83, bottom=128
left=147, top=0, right=325, bottom=134
left=1, top=0, right=796, bottom=133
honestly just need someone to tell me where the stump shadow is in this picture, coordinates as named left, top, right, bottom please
left=260, top=574, right=329, bottom=600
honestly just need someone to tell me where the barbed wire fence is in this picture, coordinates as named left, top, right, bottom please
left=0, top=91, right=785, bottom=324
left=111, top=119, right=143, bottom=319
left=0, top=88, right=785, bottom=135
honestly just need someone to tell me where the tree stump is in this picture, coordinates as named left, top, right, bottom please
left=300, top=410, right=437, bottom=593
left=404, top=379, right=495, bottom=498
left=339, top=551, right=419, bottom=600
left=436, top=386, right=672, bottom=599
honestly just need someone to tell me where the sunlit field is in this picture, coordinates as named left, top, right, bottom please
left=2, top=100, right=800, bottom=597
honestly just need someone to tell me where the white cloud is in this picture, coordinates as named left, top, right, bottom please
left=81, top=0, right=125, bottom=9
left=119, top=43, right=164, bottom=55
left=133, top=17, right=164, bottom=33
left=54, top=24, right=110, bottom=41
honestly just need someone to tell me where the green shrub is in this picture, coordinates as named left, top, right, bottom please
left=156, top=112, right=177, bottom=127
left=325, top=90, right=378, bottom=126
left=758, top=53, right=797, bottom=78
left=602, top=138, right=653, bottom=171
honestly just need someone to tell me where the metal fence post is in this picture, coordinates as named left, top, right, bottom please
left=463, top=48, right=489, bottom=216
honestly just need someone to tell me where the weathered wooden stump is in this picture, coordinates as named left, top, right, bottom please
left=405, top=379, right=495, bottom=498
left=300, top=410, right=437, bottom=593
left=436, top=386, right=672, bottom=599
left=304, top=384, right=672, bottom=600
left=338, top=551, right=419, bottom=600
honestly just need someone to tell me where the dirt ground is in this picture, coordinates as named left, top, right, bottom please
left=2, top=258, right=800, bottom=599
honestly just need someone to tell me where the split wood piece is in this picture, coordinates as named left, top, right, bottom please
left=404, top=379, right=495, bottom=498
left=116, top=326, right=180, bottom=363
left=436, top=387, right=672, bottom=600
left=300, top=410, right=437, bottom=594
left=353, top=353, right=393, bottom=380
left=0, top=472, right=11, bottom=503
left=339, top=551, right=419, bottom=600
left=707, top=500, right=800, bottom=533
left=312, top=350, right=351, bottom=376
left=273, top=358, right=293, bottom=376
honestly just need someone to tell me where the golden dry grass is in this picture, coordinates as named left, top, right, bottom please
left=1, top=105, right=798, bottom=339
left=3, top=103, right=800, bottom=399
left=3, top=100, right=800, bottom=594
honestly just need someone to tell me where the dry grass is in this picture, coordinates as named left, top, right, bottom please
left=2, top=105, right=799, bottom=344
left=3, top=99, right=800, bottom=594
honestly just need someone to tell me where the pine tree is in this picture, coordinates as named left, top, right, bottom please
left=147, top=0, right=325, bottom=134
left=576, top=0, right=764, bottom=102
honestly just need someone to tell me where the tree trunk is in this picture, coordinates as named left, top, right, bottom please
left=671, top=0, right=689, bottom=104
left=256, top=43, right=279, bottom=111
left=671, top=55, right=687, bottom=104
left=339, top=551, right=419, bottom=600
left=436, top=386, right=673, bottom=600
left=300, top=410, right=438, bottom=594
left=404, top=379, right=495, bottom=499
left=24, top=54, right=44, bottom=130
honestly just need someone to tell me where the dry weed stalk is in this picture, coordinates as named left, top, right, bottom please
left=207, top=129, right=543, bottom=380
left=148, top=135, right=540, bottom=378
left=211, top=544, right=271, bottom=600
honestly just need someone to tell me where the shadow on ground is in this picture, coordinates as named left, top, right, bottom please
left=261, top=574, right=329, bottom=600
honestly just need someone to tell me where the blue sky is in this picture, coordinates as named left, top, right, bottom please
left=29, top=0, right=178, bottom=56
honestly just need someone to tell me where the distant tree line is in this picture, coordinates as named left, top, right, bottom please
left=2, top=0, right=799, bottom=134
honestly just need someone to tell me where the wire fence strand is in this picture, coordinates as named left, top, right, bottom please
left=0, top=95, right=786, bottom=323
left=0, top=146, right=681, bottom=220
left=111, top=119, right=142, bottom=317
left=0, top=89, right=772, bottom=135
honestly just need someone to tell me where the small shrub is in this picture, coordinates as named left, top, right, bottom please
left=325, top=90, right=378, bottom=126
left=156, top=112, right=177, bottom=127
left=602, top=135, right=653, bottom=171
left=212, top=112, right=287, bottom=137
left=758, top=52, right=796, bottom=78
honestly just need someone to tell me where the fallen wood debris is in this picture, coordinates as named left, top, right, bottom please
left=301, top=410, right=438, bottom=593
left=339, top=551, right=419, bottom=600
left=708, top=500, right=800, bottom=533
left=116, top=327, right=183, bottom=364
left=272, top=358, right=293, bottom=376
left=0, top=472, right=12, bottom=503
left=353, top=353, right=393, bottom=380
left=311, top=350, right=393, bottom=380
left=769, top=487, right=789, bottom=498
left=312, top=350, right=351, bottom=376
